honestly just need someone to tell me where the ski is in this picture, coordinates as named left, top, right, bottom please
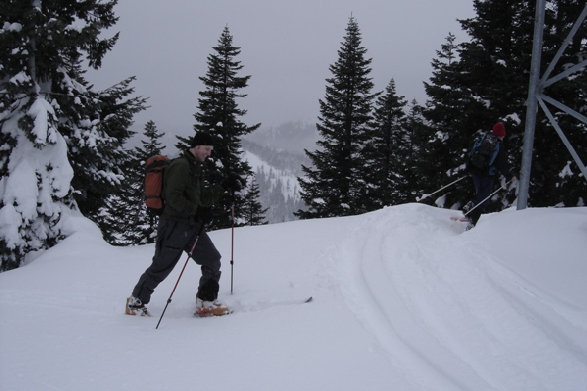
left=194, top=300, right=233, bottom=317
left=450, top=216, right=475, bottom=231
left=193, top=297, right=312, bottom=318
left=194, top=309, right=233, bottom=318
left=152, top=296, right=313, bottom=322
left=228, top=296, right=314, bottom=314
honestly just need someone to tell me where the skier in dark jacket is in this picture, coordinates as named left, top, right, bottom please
left=467, top=122, right=516, bottom=227
left=126, top=132, right=230, bottom=317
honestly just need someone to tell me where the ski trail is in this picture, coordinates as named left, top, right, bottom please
left=224, top=296, right=313, bottom=313
left=334, top=204, right=587, bottom=391
left=337, top=205, right=497, bottom=391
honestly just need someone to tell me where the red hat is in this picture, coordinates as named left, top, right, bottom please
left=492, top=122, right=506, bottom=137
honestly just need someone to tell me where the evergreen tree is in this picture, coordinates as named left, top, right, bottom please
left=99, top=120, right=164, bottom=245
left=131, top=120, right=166, bottom=243
left=241, top=175, right=268, bottom=226
left=455, top=0, right=534, bottom=210
left=364, top=79, right=408, bottom=209
left=138, top=120, right=167, bottom=158
left=70, top=76, right=146, bottom=224
left=297, top=16, right=378, bottom=218
left=530, top=0, right=586, bottom=207
left=422, top=33, right=477, bottom=209
left=0, top=0, right=143, bottom=270
left=455, top=0, right=586, bottom=209
left=403, top=100, right=434, bottom=204
left=98, top=191, right=129, bottom=245
left=184, top=26, right=262, bottom=229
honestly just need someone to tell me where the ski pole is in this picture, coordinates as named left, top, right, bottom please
left=155, top=228, right=202, bottom=330
left=464, top=179, right=514, bottom=217
left=230, top=203, right=235, bottom=295
left=416, top=175, right=467, bottom=201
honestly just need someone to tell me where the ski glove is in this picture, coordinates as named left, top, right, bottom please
left=223, top=174, right=242, bottom=192
left=196, top=206, right=213, bottom=224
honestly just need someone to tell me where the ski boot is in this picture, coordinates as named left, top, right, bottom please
left=195, top=297, right=231, bottom=317
left=125, top=296, right=150, bottom=316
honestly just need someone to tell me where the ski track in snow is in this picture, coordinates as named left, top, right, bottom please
left=332, top=204, right=587, bottom=391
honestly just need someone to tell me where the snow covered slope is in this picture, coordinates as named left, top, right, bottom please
left=1, top=204, right=586, bottom=391
left=244, top=149, right=301, bottom=203
left=243, top=147, right=305, bottom=223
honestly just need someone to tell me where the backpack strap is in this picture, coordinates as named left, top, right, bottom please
left=488, top=138, right=500, bottom=175
left=469, top=133, right=487, bottom=158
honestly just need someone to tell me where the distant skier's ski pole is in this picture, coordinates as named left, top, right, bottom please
left=155, top=229, right=201, bottom=330
left=463, top=179, right=514, bottom=217
left=416, top=175, right=467, bottom=201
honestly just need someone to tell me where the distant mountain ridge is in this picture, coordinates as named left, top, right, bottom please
left=243, top=142, right=306, bottom=224
left=244, top=121, right=319, bottom=155
left=242, top=121, right=318, bottom=223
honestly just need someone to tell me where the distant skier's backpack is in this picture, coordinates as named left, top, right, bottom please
left=467, top=133, right=500, bottom=174
left=144, top=155, right=170, bottom=216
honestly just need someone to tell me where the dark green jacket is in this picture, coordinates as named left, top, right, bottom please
left=162, top=150, right=202, bottom=221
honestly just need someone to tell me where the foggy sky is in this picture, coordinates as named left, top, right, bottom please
left=87, top=0, right=475, bottom=142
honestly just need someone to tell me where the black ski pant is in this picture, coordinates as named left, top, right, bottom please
left=132, top=217, right=221, bottom=304
left=470, top=174, right=495, bottom=224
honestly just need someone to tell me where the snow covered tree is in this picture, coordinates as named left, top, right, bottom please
left=0, top=0, right=144, bottom=270
left=297, top=16, right=378, bottom=218
left=70, top=76, right=146, bottom=223
left=183, top=26, right=262, bottom=229
left=363, top=79, right=409, bottom=209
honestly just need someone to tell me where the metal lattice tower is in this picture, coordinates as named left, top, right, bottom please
left=518, top=1, right=587, bottom=209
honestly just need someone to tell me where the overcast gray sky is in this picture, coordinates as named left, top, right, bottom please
left=87, top=0, right=475, bottom=141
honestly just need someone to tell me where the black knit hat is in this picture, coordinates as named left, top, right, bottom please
left=190, top=132, right=214, bottom=147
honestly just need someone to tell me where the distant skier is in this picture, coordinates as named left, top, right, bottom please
left=126, top=132, right=230, bottom=317
left=465, top=122, right=516, bottom=227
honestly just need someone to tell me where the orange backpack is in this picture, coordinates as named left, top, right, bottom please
left=144, top=155, right=170, bottom=216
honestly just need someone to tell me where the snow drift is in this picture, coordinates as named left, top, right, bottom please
left=1, top=204, right=586, bottom=391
